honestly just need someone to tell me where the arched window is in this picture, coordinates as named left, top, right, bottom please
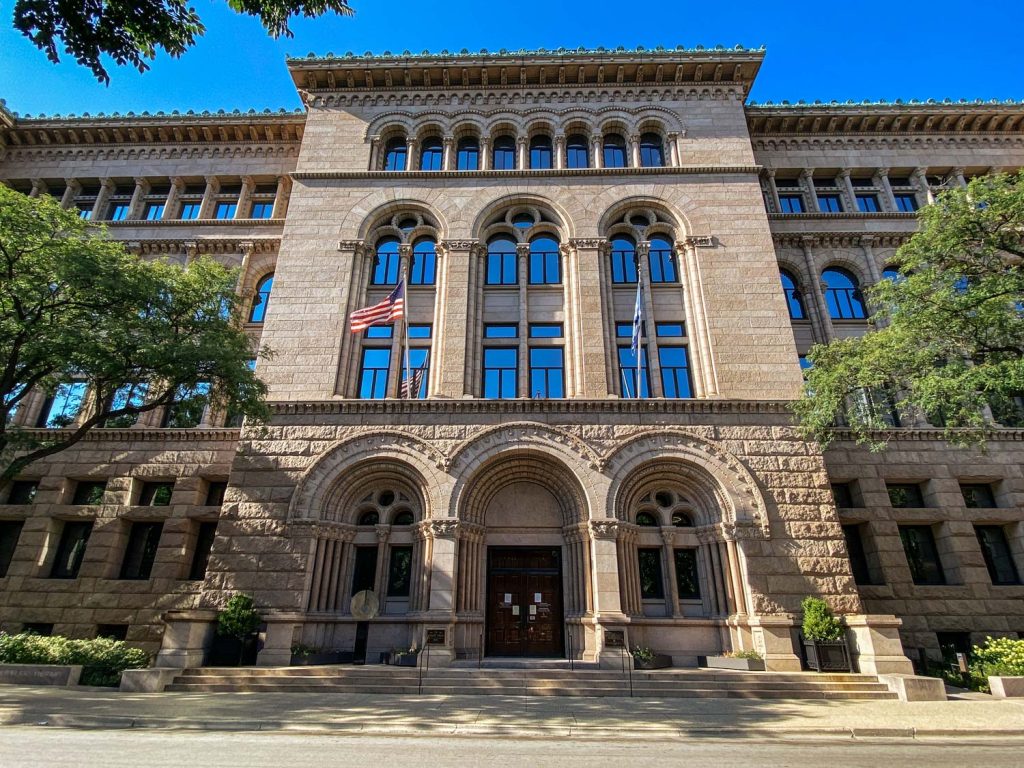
left=457, top=137, right=479, bottom=170
left=248, top=273, right=274, bottom=323
left=392, top=510, right=414, bottom=526
left=822, top=268, right=867, bottom=319
left=419, top=137, right=443, bottom=171
left=372, top=237, right=401, bottom=285
left=610, top=235, right=638, bottom=283
left=383, top=137, right=407, bottom=171
left=529, top=236, right=560, bottom=285
left=486, top=235, right=517, bottom=285
left=648, top=236, right=676, bottom=283
left=639, top=133, right=664, bottom=167
left=882, top=266, right=902, bottom=282
left=636, top=511, right=658, bottom=527
left=492, top=136, right=516, bottom=170
left=358, top=510, right=380, bottom=526
left=780, top=270, right=806, bottom=320
left=672, top=511, right=693, bottom=527
left=530, top=135, right=552, bottom=169
left=411, top=238, right=437, bottom=285
left=566, top=134, right=589, bottom=169
left=603, top=134, right=627, bottom=168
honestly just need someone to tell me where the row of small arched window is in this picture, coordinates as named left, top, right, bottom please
left=780, top=266, right=901, bottom=321
left=381, top=132, right=667, bottom=171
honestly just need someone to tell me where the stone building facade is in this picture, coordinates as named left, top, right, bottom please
left=0, top=47, right=1021, bottom=672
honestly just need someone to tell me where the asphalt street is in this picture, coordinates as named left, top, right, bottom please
left=1, top=729, right=1021, bottom=767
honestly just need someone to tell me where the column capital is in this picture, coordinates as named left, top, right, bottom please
left=442, top=135, right=455, bottom=148
left=99, top=177, right=117, bottom=190
left=398, top=243, right=413, bottom=258
left=800, top=167, right=814, bottom=180
left=436, top=239, right=479, bottom=255
left=761, top=166, right=777, bottom=179
left=515, top=241, right=531, bottom=259
left=426, top=518, right=459, bottom=539
left=567, top=237, right=607, bottom=250
left=375, top=523, right=391, bottom=542
left=169, top=176, right=186, bottom=190
left=666, top=131, right=680, bottom=140
left=660, top=527, right=677, bottom=546
left=553, top=133, right=566, bottom=145
left=589, top=519, right=620, bottom=540
left=875, top=167, right=890, bottom=177
left=370, top=135, right=382, bottom=147
left=837, top=168, right=851, bottom=179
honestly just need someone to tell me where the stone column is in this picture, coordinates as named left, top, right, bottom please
left=426, top=519, right=459, bottom=614
left=336, top=241, right=372, bottom=398
left=860, top=236, right=882, bottom=285
left=90, top=178, right=115, bottom=220
left=516, top=242, right=530, bottom=396
left=800, top=169, right=820, bottom=212
left=636, top=241, right=663, bottom=397
left=198, top=176, right=219, bottom=219
left=590, top=136, right=603, bottom=169
left=666, top=132, right=681, bottom=166
left=844, top=615, right=915, bottom=674
left=516, top=136, right=528, bottom=169
left=405, top=137, right=418, bottom=172
left=725, top=538, right=749, bottom=615
left=876, top=168, right=897, bottom=211
left=565, top=239, right=609, bottom=397
left=589, top=520, right=625, bottom=619
left=435, top=240, right=478, bottom=397
left=441, top=136, right=455, bottom=171
left=373, top=524, right=391, bottom=595
left=662, top=528, right=680, bottom=617
left=762, top=168, right=782, bottom=213
left=800, top=237, right=835, bottom=343
left=234, top=176, right=255, bottom=220
left=553, top=134, right=566, bottom=170
left=913, top=167, right=934, bottom=205
left=271, top=176, right=292, bottom=219
left=628, top=134, right=641, bottom=167
left=29, top=179, right=47, bottom=198
left=953, top=167, right=967, bottom=188
left=60, top=179, right=80, bottom=209
left=369, top=136, right=381, bottom=170
left=748, top=615, right=802, bottom=672
left=839, top=169, right=857, bottom=213
left=680, top=238, right=716, bottom=397
left=163, top=178, right=183, bottom=220
left=479, top=137, right=491, bottom=171
left=128, top=178, right=149, bottom=220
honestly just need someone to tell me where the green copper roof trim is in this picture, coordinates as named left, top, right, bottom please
left=286, top=44, right=766, bottom=62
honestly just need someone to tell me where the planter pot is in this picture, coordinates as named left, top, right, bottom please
left=988, top=676, right=1024, bottom=698
left=801, top=636, right=851, bottom=672
left=290, top=651, right=353, bottom=666
left=391, top=653, right=419, bottom=667
left=701, top=655, right=766, bottom=672
left=207, top=634, right=258, bottom=667
left=634, top=654, right=672, bottom=670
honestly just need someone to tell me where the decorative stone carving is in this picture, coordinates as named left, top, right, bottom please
left=590, top=520, right=620, bottom=539
left=427, top=519, right=459, bottom=538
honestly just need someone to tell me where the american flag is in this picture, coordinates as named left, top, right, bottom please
left=401, top=364, right=427, bottom=399
left=350, top=281, right=404, bottom=332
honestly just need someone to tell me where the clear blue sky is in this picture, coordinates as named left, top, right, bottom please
left=1, top=0, right=1022, bottom=117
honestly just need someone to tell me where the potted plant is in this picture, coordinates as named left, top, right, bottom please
left=800, top=596, right=851, bottom=672
left=208, top=594, right=261, bottom=666
left=290, top=644, right=347, bottom=666
left=390, top=646, right=420, bottom=667
left=970, top=636, right=1024, bottom=697
left=631, top=646, right=672, bottom=670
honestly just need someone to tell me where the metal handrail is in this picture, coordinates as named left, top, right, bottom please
left=478, top=632, right=483, bottom=670
left=567, top=626, right=574, bottom=672
left=624, top=643, right=634, bottom=698
left=418, top=641, right=430, bottom=695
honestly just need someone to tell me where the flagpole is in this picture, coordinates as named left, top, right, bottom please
left=401, top=269, right=412, bottom=399
left=636, top=277, right=643, bottom=400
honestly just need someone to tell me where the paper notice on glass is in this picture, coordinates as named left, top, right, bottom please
left=534, top=593, right=542, bottom=603
left=529, top=604, right=537, bottom=615
left=512, top=605, right=520, bottom=616
left=504, top=593, right=512, bottom=604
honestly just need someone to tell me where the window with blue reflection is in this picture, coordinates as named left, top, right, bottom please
left=109, top=204, right=130, bottom=221
left=37, top=382, right=87, bottom=428
left=180, top=203, right=201, bottom=220
left=529, top=324, right=563, bottom=338
left=603, top=134, right=627, bottom=168
left=656, top=323, right=684, bottom=337
left=483, top=348, right=517, bottom=399
left=486, top=236, right=517, bottom=285
left=610, top=236, right=638, bottom=283
left=780, top=270, right=806, bottom=320
left=4, top=383, right=25, bottom=424
left=484, top=325, right=518, bottom=339
left=822, top=268, right=866, bottom=319
left=365, top=326, right=393, bottom=339
left=372, top=238, right=401, bottom=285
left=162, top=382, right=210, bottom=428
left=817, top=195, right=843, bottom=213
left=894, top=194, right=918, bottom=212
left=856, top=194, right=880, bottom=213
left=799, top=355, right=812, bottom=371
left=530, top=348, right=564, bottom=398
left=104, top=383, right=148, bottom=428
left=144, top=203, right=165, bottom=220
left=660, top=346, right=693, bottom=398
left=492, top=136, right=516, bottom=170
left=530, top=136, right=552, bottom=169
left=457, top=137, right=479, bottom=170
left=420, top=138, right=443, bottom=171
left=529, top=236, right=560, bottom=284
left=411, top=239, right=436, bottom=285
left=402, top=347, right=429, bottom=398
left=639, top=133, right=664, bottom=167
left=617, top=347, right=649, bottom=398
left=384, top=138, right=407, bottom=171
left=408, top=324, right=431, bottom=339
left=249, top=273, right=274, bottom=323
left=882, top=266, right=902, bottom=282
left=648, top=236, right=676, bottom=283
left=214, top=202, right=236, bottom=220
left=778, top=195, right=805, bottom=213
left=359, top=348, right=391, bottom=399
left=566, top=135, right=588, bottom=168
left=250, top=202, right=273, bottom=219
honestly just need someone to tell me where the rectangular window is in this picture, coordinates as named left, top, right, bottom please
left=205, top=481, right=227, bottom=507
left=887, top=483, right=925, bottom=508
left=817, top=194, right=843, bottom=212
left=778, top=195, right=805, bottom=214
left=96, top=624, right=128, bottom=641
left=364, top=326, right=394, bottom=339
left=179, top=202, right=201, bottom=220
left=214, top=202, right=237, bottom=219
left=616, top=322, right=646, bottom=338
left=138, top=481, right=173, bottom=506
left=359, top=348, right=391, bottom=399
left=386, top=546, right=413, bottom=597
left=483, top=348, right=517, bottom=399
left=674, top=548, right=701, bottom=599
left=899, top=525, right=946, bottom=585
left=529, top=248, right=561, bottom=285
left=937, top=632, right=972, bottom=666
left=119, top=522, right=163, bottom=580
left=72, top=481, right=107, bottom=506
left=659, top=346, right=693, bottom=398
left=162, top=382, right=210, bottom=428
left=410, top=246, right=437, bottom=285
left=961, top=483, right=997, bottom=509
left=484, top=324, right=518, bottom=339
left=638, top=548, right=664, bottom=599
left=656, top=323, right=685, bottom=338
left=842, top=524, right=874, bottom=585
left=250, top=202, right=274, bottom=219
left=143, top=203, right=165, bottom=220
left=108, top=203, right=131, bottom=221
left=401, top=347, right=430, bottom=399
left=976, top=526, right=1021, bottom=585
left=0, top=521, right=24, bottom=577
left=529, top=324, right=563, bottom=338
left=188, top=522, right=218, bottom=581
left=351, top=546, right=379, bottom=595
left=77, top=206, right=92, bottom=219
left=36, top=381, right=87, bottom=428
left=102, top=382, right=147, bottom=428
left=529, top=348, right=564, bottom=398
left=894, top=194, right=919, bottom=212
left=49, top=521, right=93, bottom=579
left=831, top=482, right=855, bottom=508
left=856, top=194, right=880, bottom=212
left=486, top=252, right=517, bottom=285
left=7, top=480, right=38, bottom=504
left=851, top=177, right=876, bottom=187
left=22, top=622, right=54, bottom=636
left=610, top=247, right=638, bottom=283
left=617, top=346, right=650, bottom=398
left=408, top=324, right=432, bottom=339
left=813, top=176, right=838, bottom=189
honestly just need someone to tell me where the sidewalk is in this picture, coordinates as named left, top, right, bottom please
left=1, top=684, right=1022, bottom=741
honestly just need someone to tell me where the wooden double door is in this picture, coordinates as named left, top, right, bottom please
left=486, top=547, right=564, bottom=657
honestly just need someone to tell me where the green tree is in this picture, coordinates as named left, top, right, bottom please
left=795, top=172, right=1024, bottom=449
left=13, top=0, right=354, bottom=84
left=0, top=186, right=269, bottom=480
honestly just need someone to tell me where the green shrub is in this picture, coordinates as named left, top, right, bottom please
left=801, top=596, right=843, bottom=642
left=971, top=636, right=1024, bottom=681
left=631, top=646, right=654, bottom=662
left=216, top=594, right=261, bottom=640
left=726, top=649, right=763, bottom=660
left=0, top=632, right=149, bottom=686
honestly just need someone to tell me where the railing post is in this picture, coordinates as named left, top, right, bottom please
left=478, top=632, right=483, bottom=670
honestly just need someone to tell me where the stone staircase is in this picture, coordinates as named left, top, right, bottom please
left=164, top=665, right=897, bottom=700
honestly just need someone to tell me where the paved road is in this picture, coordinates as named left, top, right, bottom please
left=1, top=729, right=1021, bottom=767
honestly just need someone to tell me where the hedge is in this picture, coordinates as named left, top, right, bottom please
left=0, top=632, right=150, bottom=686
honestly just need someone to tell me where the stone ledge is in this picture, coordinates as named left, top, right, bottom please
left=877, top=673, right=947, bottom=701
left=292, top=165, right=762, bottom=180
left=0, top=663, right=82, bottom=687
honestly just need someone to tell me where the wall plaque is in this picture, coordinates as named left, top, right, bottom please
left=426, top=629, right=446, bottom=645
left=605, top=630, right=625, bottom=648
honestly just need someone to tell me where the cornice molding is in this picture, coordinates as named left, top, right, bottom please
left=124, top=238, right=280, bottom=256
left=772, top=232, right=913, bottom=248
left=1, top=143, right=300, bottom=164
left=767, top=212, right=917, bottom=221
left=11, top=427, right=240, bottom=444
left=747, top=106, right=1024, bottom=138
left=106, top=218, right=284, bottom=228
left=292, top=165, right=761, bottom=181
left=268, top=399, right=795, bottom=417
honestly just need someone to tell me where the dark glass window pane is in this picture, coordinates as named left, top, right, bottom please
left=72, top=481, right=106, bottom=505
left=120, top=522, right=163, bottom=580
left=603, top=135, right=626, bottom=168
left=894, top=194, right=918, bottom=212
left=162, top=382, right=210, bottom=428
left=109, top=203, right=131, bottom=221
left=144, top=203, right=165, bottom=220
left=822, top=268, right=866, bottom=319
left=351, top=546, right=379, bottom=595
left=674, top=549, right=701, bottom=599
left=249, top=274, right=274, bottom=322
left=96, top=624, right=128, bottom=641
left=529, top=347, right=564, bottom=398
left=457, top=138, right=479, bottom=170
left=638, top=548, right=664, bottom=599
left=484, top=325, right=518, bottom=339
left=386, top=546, right=413, bottom=597
left=566, top=135, right=588, bottom=168
left=372, top=238, right=401, bottom=285
left=618, top=346, right=650, bottom=398
left=486, top=237, right=517, bottom=285
left=50, top=521, right=93, bottom=579
left=888, top=483, right=925, bottom=508
left=659, top=346, right=692, bottom=398
left=648, top=236, right=676, bottom=283
left=975, top=526, right=1020, bottom=585
left=0, top=521, right=24, bottom=577
left=817, top=194, right=843, bottom=212
left=483, top=348, right=517, bottom=399
left=529, top=236, right=560, bottom=284
left=778, top=195, right=805, bottom=213
left=856, top=194, right=880, bottom=213
left=529, top=324, right=563, bottom=338
left=8, top=481, right=38, bottom=505
left=831, top=483, right=854, bottom=508
left=205, top=481, right=227, bottom=506
left=639, top=133, right=664, bottom=167
left=420, top=138, right=443, bottom=171
left=635, top=511, right=658, bottom=526
left=961, top=484, right=996, bottom=509
left=529, top=136, right=552, bottom=169
left=411, top=239, right=437, bottom=285
left=179, top=202, right=201, bottom=220
left=214, top=202, right=237, bottom=220
left=492, top=136, right=516, bottom=170
left=401, top=347, right=430, bottom=399
left=899, top=525, right=945, bottom=585
left=842, top=524, right=873, bottom=585
left=610, top=236, right=637, bottom=283
left=384, top=138, right=407, bottom=171
left=780, top=271, right=806, bottom=319
left=250, top=202, right=273, bottom=219
left=359, top=348, right=391, bottom=399
left=139, top=482, right=173, bottom=506
left=392, top=511, right=414, bottom=526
